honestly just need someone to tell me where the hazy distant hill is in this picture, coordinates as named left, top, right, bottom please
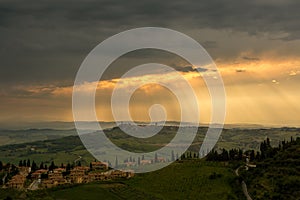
left=0, top=121, right=273, bottom=130
left=0, top=129, right=76, bottom=146
left=0, top=120, right=298, bottom=148
left=0, top=126, right=299, bottom=165
left=0, top=121, right=116, bottom=130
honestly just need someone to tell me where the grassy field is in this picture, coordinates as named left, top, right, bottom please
left=0, top=127, right=298, bottom=199
left=125, top=160, right=242, bottom=200
left=0, top=129, right=76, bottom=146
left=0, top=135, right=95, bottom=165
left=0, top=160, right=244, bottom=200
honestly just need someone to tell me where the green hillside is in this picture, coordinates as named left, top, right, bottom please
left=0, top=128, right=299, bottom=199
left=0, top=160, right=244, bottom=200
left=241, top=137, right=300, bottom=199
left=0, top=129, right=76, bottom=146
left=0, top=126, right=299, bottom=166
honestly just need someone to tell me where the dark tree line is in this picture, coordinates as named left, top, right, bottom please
left=180, top=151, right=199, bottom=160
left=205, top=136, right=299, bottom=162
left=206, top=148, right=244, bottom=161
left=260, top=136, right=299, bottom=160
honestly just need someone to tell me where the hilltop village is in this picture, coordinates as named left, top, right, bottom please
left=0, top=161, right=134, bottom=190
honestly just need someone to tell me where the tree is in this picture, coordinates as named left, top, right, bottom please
left=0, top=161, right=3, bottom=171
left=49, top=161, right=55, bottom=171
left=27, top=159, right=31, bottom=167
left=193, top=153, right=198, bottom=159
left=66, top=163, right=71, bottom=172
left=238, top=149, right=243, bottom=160
left=39, top=162, right=44, bottom=170
left=250, top=150, right=255, bottom=161
left=256, top=151, right=261, bottom=161
left=5, top=163, right=10, bottom=171
left=181, top=153, right=186, bottom=160
left=23, top=160, right=26, bottom=167
left=115, top=156, right=118, bottom=167
left=221, top=149, right=229, bottom=161
left=77, top=161, right=81, bottom=167
left=19, top=160, right=23, bottom=167
left=229, top=149, right=236, bottom=160
left=171, top=150, right=175, bottom=161
left=267, top=137, right=270, bottom=146
left=260, top=138, right=273, bottom=159
left=11, top=164, right=17, bottom=173
left=278, top=142, right=282, bottom=150
left=282, top=140, right=286, bottom=149
left=31, top=161, right=37, bottom=172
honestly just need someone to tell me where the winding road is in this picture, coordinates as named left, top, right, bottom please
left=235, top=166, right=252, bottom=200
left=74, top=155, right=82, bottom=163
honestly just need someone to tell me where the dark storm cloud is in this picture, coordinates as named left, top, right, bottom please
left=170, top=65, right=209, bottom=73
left=172, top=65, right=195, bottom=73
left=242, top=56, right=260, bottom=61
left=0, top=0, right=299, bottom=86
left=236, top=69, right=247, bottom=73
left=202, top=41, right=218, bottom=49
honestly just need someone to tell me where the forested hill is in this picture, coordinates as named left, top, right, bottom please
left=242, top=137, right=300, bottom=200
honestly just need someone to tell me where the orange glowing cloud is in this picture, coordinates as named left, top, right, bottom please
left=2, top=56, right=299, bottom=125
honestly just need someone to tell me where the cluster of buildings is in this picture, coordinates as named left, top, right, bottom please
left=122, top=157, right=167, bottom=167
left=6, top=174, right=26, bottom=189
left=2, top=161, right=134, bottom=190
left=2, top=155, right=169, bottom=190
left=5, top=166, right=31, bottom=189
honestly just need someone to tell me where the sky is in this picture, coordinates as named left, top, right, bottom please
left=0, top=0, right=300, bottom=126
